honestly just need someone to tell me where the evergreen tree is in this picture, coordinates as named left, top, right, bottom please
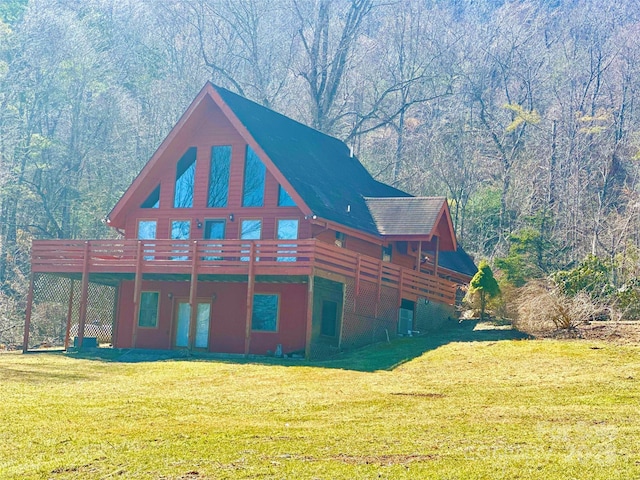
left=469, top=261, right=501, bottom=320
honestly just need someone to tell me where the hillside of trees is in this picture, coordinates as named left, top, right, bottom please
left=2, top=0, right=640, bottom=339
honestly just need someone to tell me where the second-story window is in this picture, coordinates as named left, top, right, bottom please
left=174, top=147, right=197, bottom=208
left=208, top=146, right=231, bottom=207
left=171, top=220, right=191, bottom=260
left=278, top=185, right=296, bottom=207
left=141, top=185, right=160, bottom=209
left=277, top=219, right=299, bottom=262
left=242, top=146, right=265, bottom=207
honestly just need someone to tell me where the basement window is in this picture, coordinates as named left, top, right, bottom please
left=138, top=291, right=159, bottom=328
left=252, top=294, right=279, bottom=332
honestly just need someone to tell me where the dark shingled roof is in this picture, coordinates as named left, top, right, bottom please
left=364, top=197, right=447, bottom=236
left=438, top=246, right=478, bottom=278
left=214, top=85, right=411, bottom=236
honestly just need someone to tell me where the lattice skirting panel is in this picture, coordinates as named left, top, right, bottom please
left=26, top=274, right=117, bottom=350
left=340, top=278, right=398, bottom=352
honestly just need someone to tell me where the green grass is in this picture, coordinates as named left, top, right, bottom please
left=1, top=326, right=639, bottom=479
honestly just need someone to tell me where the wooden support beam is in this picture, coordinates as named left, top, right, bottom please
left=22, top=272, right=35, bottom=353
left=337, top=279, right=345, bottom=350
left=304, top=269, right=315, bottom=360
left=398, top=268, right=404, bottom=308
left=434, top=236, right=440, bottom=279
left=244, top=242, right=256, bottom=357
left=375, top=261, right=383, bottom=317
left=188, top=241, right=199, bottom=351
left=416, top=240, right=422, bottom=271
left=132, top=240, right=144, bottom=348
left=354, top=254, right=361, bottom=312
left=64, top=279, right=75, bottom=351
left=76, top=241, right=91, bottom=349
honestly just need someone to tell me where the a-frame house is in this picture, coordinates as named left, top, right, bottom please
left=24, top=83, right=476, bottom=359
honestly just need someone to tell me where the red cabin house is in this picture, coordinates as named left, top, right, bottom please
left=23, top=83, right=476, bottom=358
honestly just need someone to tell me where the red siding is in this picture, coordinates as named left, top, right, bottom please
left=123, top=97, right=310, bottom=243
left=116, top=279, right=308, bottom=355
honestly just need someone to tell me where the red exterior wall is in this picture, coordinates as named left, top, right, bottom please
left=115, top=279, right=308, bottom=355
left=121, top=97, right=311, bottom=242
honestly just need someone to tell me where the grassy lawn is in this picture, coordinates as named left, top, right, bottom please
left=1, top=324, right=639, bottom=479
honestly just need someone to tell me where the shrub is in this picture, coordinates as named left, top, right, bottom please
left=514, top=280, right=604, bottom=336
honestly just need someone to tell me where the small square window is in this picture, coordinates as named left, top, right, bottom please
left=138, top=291, right=159, bottom=328
left=252, top=294, right=278, bottom=331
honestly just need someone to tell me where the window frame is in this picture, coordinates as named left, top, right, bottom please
left=208, top=145, right=232, bottom=208
left=173, top=147, right=197, bottom=208
left=277, top=185, right=296, bottom=207
left=242, top=145, right=266, bottom=207
left=138, top=291, right=160, bottom=328
left=251, top=293, right=280, bottom=332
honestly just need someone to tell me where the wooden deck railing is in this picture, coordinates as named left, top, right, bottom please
left=31, top=239, right=457, bottom=304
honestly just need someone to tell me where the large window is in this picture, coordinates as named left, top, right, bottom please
left=242, top=146, right=265, bottom=207
left=171, top=220, right=190, bottom=260
left=138, top=220, right=156, bottom=240
left=240, top=219, right=262, bottom=261
left=138, top=291, right=159, bottom=328
left=208, top=146, right=231, bottom=207
left=278, top=185, right=296, bottom=207
left=252, top=294, right=279, bottom=331
left=174, top=147, right=197, bottom=208
left=241, top=219, right=262, bottom=240
left=203, top=219, right=225, bottom=260
left=277, top=219, right=298, bottom=262
left=138, top=220, right=157, bottom=260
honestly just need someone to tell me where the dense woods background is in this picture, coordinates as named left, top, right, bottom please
left=2, top=0, right=640, bottom=340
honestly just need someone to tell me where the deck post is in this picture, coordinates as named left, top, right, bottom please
left=244, top=242, right=256, bottom=357
left=375, top=261, right=383, bottom=317
left=132, top=240, right=144, bottom=348
left=187, top=241, right=199, bottom=351
left=398, top=268, right=404, bottom=308
left=354, top=254, right=360, bottom=312
left=76, top=241, right=91, bottom=349
left=22, top=272, right=35, bottom=353
left=304, top=269, right=315, bottom=360
left=64, top=279, right=75, bottom=351
left=416, top=240, right=422, bottom=271
left=433, top=236, right=440, bottom=279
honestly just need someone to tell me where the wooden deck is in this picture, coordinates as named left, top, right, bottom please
left=30, top=239, right=457, bottom=304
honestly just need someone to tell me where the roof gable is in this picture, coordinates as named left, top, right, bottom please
left=107, top=82, right=455, bottom=247
left=365, top=197, right=457, bottom=251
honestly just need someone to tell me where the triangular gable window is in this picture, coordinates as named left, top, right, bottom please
left=278, top=185, right=296, bottom=207
left=174, top=147, right=197, bottom=208
left=141, top=185, right=160, bottom=209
